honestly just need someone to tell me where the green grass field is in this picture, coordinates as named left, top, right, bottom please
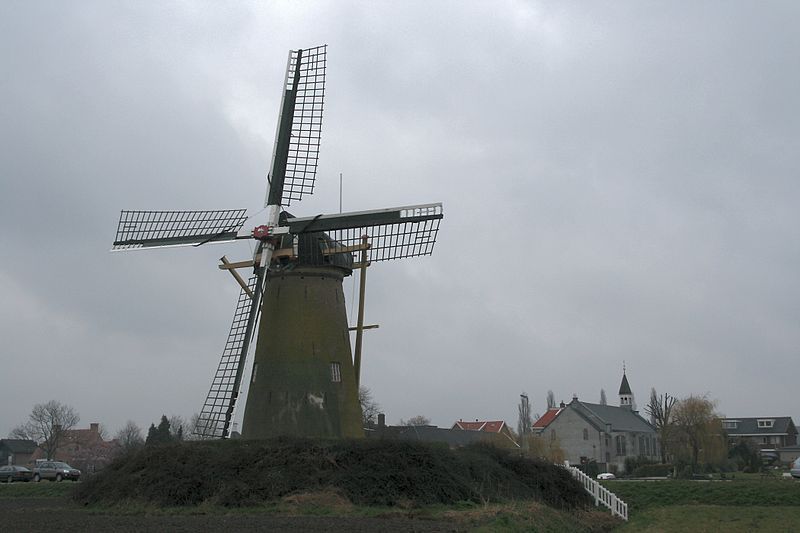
left=601, top=477, right=800, bottom=532
left=604, top=478, right=800, bottom=510
left=3, top=471, right=799, bottom=531
left=0, top=481, right=76, bottom=498
left=618, top=505, right=800, bottom=532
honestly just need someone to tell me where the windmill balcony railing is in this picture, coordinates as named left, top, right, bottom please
left=559, top=462, right=628, bottom=521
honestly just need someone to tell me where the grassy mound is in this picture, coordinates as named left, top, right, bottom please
left=74, top=438, right=590, bottom=510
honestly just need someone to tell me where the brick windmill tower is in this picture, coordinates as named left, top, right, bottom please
left=112, top=45, right=444, bottom=439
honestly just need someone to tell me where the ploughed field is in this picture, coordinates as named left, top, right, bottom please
left=0, top=493, right=461, bottom=532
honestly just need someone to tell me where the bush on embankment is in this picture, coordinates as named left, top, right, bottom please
left=73, top=438, right=591, bottom=510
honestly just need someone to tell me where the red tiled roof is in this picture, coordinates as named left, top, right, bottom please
left=452, top=420, right=507, bottom=433
left=532, top=408, right=562, bottom=429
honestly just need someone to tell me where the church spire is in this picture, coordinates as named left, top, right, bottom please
left=619, top=364, right=634, bottom=409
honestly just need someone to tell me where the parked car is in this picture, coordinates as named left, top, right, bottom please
left=597, top=472, right=616, bottom=480
left=0, top=465, right=33, bottom=483
left=32, top=461, right=81, bottom=482
left=791, top=458, right=800, bottom=479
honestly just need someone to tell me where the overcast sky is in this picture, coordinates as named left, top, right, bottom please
left=2, top=1, right=798, bottom=437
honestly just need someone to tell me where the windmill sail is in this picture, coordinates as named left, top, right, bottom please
left=112, top=209, right=249, bottom=250
left=267, top=45, right=327, bottom=208
left=288, top=203, right=443, bottom=262
left=195, top=274, right=259, bottom=439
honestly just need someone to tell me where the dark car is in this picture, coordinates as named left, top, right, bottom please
left=32, top=461, right=81, bottom=482
left=0, top=465, right=33, bottom=482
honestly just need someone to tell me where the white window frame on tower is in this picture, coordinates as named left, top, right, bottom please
left=330, top=362, right=341, bottom=383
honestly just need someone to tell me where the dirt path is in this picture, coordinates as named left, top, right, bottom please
left=2, top=497, right=463, bottom=532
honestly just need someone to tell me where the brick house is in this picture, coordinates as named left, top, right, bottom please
left=30, top=423, right=120, bottom=473
left=0, top=439, right=38, bottom=466
left=721, top=417, right=797, bottom=449
left=451, top=420, right=520, bottom=448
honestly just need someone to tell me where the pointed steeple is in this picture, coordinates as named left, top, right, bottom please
left=619, top=373, right=632, bottom=395
left=618, top=363, right=634, bottom=409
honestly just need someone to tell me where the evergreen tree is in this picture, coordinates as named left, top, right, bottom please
left=146, top=416, right=173, bottom=445
left=145, top=423, right=157, bottom=445
left=156, top=415, right=171, bottom=443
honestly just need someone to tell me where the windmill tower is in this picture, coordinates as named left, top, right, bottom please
left=111, top=45, right=444, bottom=439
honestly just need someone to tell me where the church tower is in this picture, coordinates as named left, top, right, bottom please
left=618, top=365, right=634, bottom=410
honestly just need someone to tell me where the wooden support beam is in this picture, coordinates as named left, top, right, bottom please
left=348, top=324, right=379, bottom=331
left=272, top=247, right=295, bottom=259
left=218, top=248, right=295, bottom=271
left=352, top=261, right=371, bottom=269
left=321, top=242, right=371, bottom=255
left=219, top=258, right=255, bottom=270
left=353, top=235, right=370, bottom=389
left=220, top=256, right=254, bottom=299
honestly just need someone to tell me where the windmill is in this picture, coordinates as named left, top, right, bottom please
left=111, top=45, right=443, bottom=439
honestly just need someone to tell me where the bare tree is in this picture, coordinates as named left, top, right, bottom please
left=11, top=400, right=80, bottom=460
left=184, top=413, right=201, bottom=440
left=114, top=420, right=144, bottom=452
left=517, top=393, right=532, bottom=439
left=359, top=386, right=381, bottom=427
left=168, top=415, right=186, bottom=441
left=644, top=388, right=676, bottom=464
left=600, top=389, right=607, bottom=405
left=546, top=390, right=555, bottom=409
left=647, top=387, right=657, bottom=425
left=95, top=424, right=109, bottom=441
left=400, top=415, right=431, bottom=426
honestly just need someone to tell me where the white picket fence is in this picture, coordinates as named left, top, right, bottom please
left=562, top=464, right=628, bottom=521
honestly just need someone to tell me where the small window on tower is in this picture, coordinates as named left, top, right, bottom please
left=330, top=362, right=341, bottom=383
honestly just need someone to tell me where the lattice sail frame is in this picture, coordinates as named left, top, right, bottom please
left=289, top=203, right=443, bottom=263
left=195, top=275, right=258, bottom=439
left=281, top=45, right=326, bottom=206
left=112, top=209, right=248, bottom=250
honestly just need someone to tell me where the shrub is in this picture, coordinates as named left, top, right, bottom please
left=632, top=463, right=673, bottom=477
left=73, top=438, right=592, bottom=510
left=624, top=456, right=655, bottom=476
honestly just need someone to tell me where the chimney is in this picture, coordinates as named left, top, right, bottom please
left=559, top=401, right=565, bottom=409
left=377, top=413, right=385, bottom=429
left=90, top=423, right=99, bottom=433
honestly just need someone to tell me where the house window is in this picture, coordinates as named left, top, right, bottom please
left=615, top=435, right=627, bottom=456
left=550, top=429, right=556, bottom=441
left=723, top=420, right=738, bottom=429
left=757, top=419, right=774, bottom=428
left=583, top=428, right=589, bottom=440
left=330, top=362, right=341, bottom=383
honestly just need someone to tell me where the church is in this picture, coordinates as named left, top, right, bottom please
left=531, top=370, right=660, bottom=473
